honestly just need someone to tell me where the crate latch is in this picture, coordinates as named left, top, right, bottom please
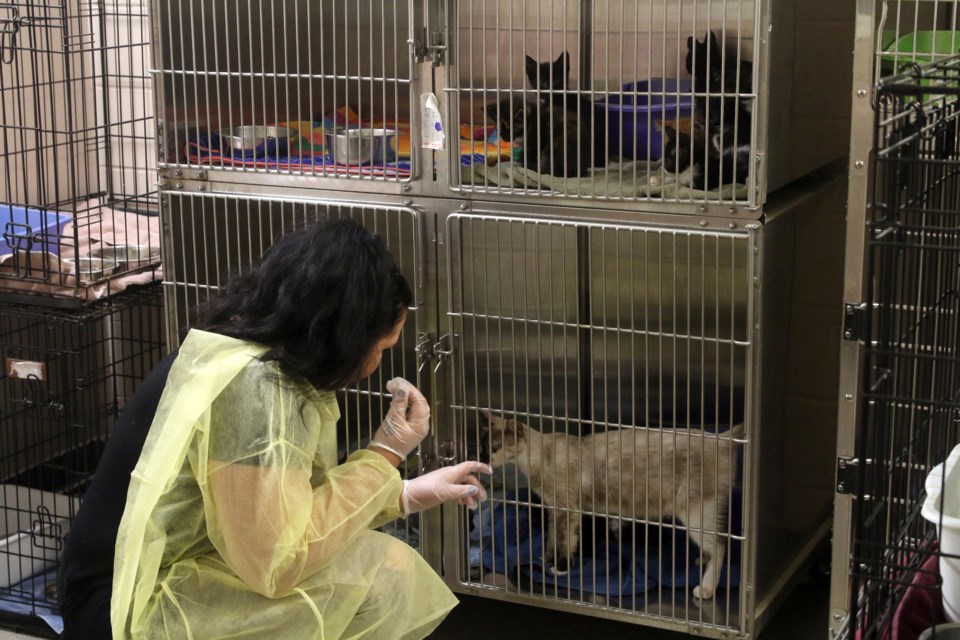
left=836, top=457, right=859, bottom=495
left=843, top=302, right=868, bottom=342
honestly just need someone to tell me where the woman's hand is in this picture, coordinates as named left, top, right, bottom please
left=400, top=461, right=493, bottom=516
left=368, top=377, right=430, bottom=461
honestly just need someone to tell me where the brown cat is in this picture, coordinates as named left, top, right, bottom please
left=482, top=410, right=742, bottom=600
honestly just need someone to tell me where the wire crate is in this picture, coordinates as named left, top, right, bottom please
left=0, top=283, right=165, bottom=634
left=0, top=0, right=160, bottom=302
left=842, top=56, right=960, bottom=640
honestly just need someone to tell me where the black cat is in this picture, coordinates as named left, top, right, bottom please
left=485, top=51, right=605, bottom=177
left=661, top=122, right=751, bottom=191
left=662, top=31, right=752, bottom=188
left=485, top=97, right=541, bottom=172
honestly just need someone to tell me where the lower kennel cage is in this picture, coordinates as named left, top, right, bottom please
left=836, top=56, right=960, bottom=639
left=161, top=194, right=434, bottom=559
left=0, top=283, right=165, bottom=635
left=159, top=175, right=845, bottom=637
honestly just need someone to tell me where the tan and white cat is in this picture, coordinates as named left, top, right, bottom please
left=482, top=410, right=742, bottom=600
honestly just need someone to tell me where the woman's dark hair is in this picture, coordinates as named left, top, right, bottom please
left=193, top=218, right=413, bottom=390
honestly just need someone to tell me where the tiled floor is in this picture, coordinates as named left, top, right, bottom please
left=0, top=572, right=830, bottom=639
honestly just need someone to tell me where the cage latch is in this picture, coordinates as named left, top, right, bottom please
left=1, top=7, right=19, bottom=64
left=842, top=302, right=867, bottom=342
left=411, top=29, right=445, bottom=67
left=836, top=457, right=859, bottom=494
left=415, top=332, right=433, bottom=373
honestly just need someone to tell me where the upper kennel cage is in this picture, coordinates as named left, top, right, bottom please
left=151, top=0, right=420, bottom=188
left=152, top=0, right=852, bottom=215
left=0, top=0, right=160, bottom=303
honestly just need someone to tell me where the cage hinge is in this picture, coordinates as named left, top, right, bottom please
left=836, top=457, right=859, bottom=494
left=842, top=302, right=867, bottom=342
left=830, top=609, right=849, bottom=638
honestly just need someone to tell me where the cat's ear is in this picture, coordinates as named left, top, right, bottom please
left=556, top=51, right=571, bottom=78
left=709, top=30, right=721, bottom=58
left=504, top=419, right=526, bottom=439
left=663, top=125, right=677, bottom=143
left=525, top=55, right=538, bottom=85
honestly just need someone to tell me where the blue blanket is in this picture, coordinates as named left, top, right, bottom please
left=0, top=569, right=64, bottom=633
left=469, top=489, right=741, bottom=597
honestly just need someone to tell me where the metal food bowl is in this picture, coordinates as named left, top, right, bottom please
left=63, top=256, right=119, bottom=282
left=326, top=128, right=397, bottom=165
left=221, top=125, right=293, bottom=157
left=93, top=244, right=161, bottom=269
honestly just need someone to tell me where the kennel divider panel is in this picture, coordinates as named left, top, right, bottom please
left=161, top=191, right=437, bottom=560
left=442, top=210, right=753, bottom=636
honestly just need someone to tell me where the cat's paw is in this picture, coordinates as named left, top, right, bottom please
left=693, top=584, right=715, bottom=600
left=546, top=556, right=573, bottom=576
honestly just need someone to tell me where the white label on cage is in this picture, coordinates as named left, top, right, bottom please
left=6, top=359, right=46, bottom=382
left=420, top=93, right=445, bottom=150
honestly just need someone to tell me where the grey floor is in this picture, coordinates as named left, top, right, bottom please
left=0, top=572, right=830, bottom=640
left=430, top=574, right=831, bottom=640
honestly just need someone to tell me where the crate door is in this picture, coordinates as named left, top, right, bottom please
left=162, top=194, right=432, bottom=555
left=442, top=211, right=752, bottom=634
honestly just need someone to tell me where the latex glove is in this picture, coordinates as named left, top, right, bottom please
left=368, top=377, right=431, bottom=460
left=401, top=461, right=493, bottom=516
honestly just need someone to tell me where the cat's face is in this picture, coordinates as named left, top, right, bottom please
left=480, top=410, right=527, bottom=468
left=685, top=31, right=722, bottom=89
left=485, top=98, right=529, bottom=142
left=525, top=51, right=570, bottom=91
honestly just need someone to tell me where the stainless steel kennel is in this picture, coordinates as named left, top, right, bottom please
left=153, top=0, right=852, bottom=637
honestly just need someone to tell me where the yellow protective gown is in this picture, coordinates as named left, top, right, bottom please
left=111, top=329, right=457, bottom=640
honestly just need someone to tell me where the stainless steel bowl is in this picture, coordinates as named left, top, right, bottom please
left=63, top=256, right=119, bottom=282
left=325, top=128, right=398, bottom=165
left=221, top=125, right=294, bottom=157
left=93, top=244, right=161, bottom=269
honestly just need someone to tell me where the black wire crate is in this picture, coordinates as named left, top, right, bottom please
left=0, top=283, right=165, bottom=634
left=0, top=0, right=159, bottom=303
left=847, top=56, right=960, bottom=639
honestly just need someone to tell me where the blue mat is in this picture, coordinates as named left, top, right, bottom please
left=0, top=569, right=63, bottom=634
left=469, top=489, right=741, bottom=597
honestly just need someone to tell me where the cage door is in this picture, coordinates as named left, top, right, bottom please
left=441, top=210, right=752, bottom=633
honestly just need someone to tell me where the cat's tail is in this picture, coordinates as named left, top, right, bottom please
left=727, top=423, right=745, bottom=440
